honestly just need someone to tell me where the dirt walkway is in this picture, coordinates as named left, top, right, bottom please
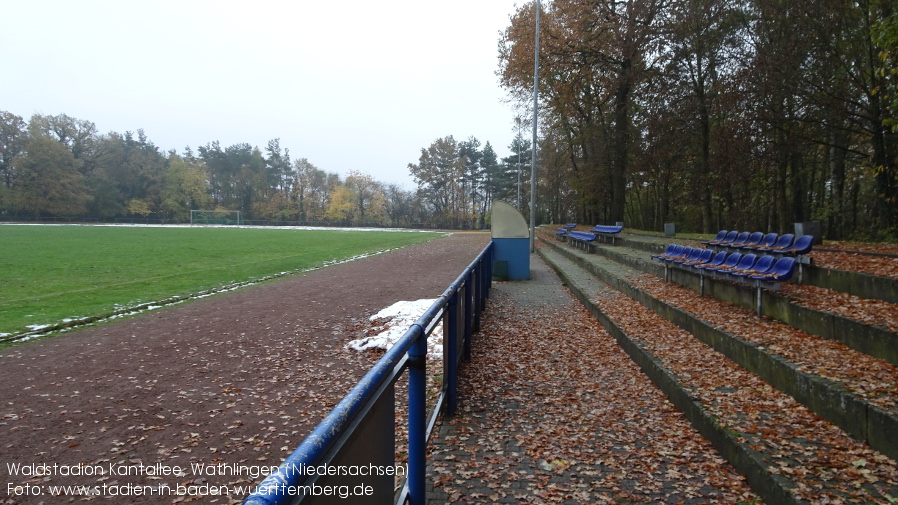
left=1, top=232, right=490, bottom=505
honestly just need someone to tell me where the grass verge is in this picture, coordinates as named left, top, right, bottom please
left=0, top=225, right=441, bottom=336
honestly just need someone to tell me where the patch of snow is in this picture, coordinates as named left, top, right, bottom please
left=25, top=324, right=52, bottom=331
left=347, top=299, right=444, bottom=360
left=107, top=311, right=142, bottom=320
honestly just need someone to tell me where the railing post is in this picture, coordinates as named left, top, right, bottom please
left=482, top=244, right=493, bottom=304
left=756, top=284, right=762, bottom=317
left=446, top=292, right=459, bottom=416
left=408, top=331, right=427, bottom=505
left=472, top=263, right=482, bottom=334
left=464, top=271, right=474, bottom=361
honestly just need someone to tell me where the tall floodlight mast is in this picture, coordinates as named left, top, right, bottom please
left=516, top=117, right=522, bottom=209
left=530, top=0, right=540, bottom=252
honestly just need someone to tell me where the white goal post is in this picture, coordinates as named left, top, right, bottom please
left=190, top=210, right=243, bottom=226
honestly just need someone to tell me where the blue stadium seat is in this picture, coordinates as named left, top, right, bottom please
left=721, top=253, right=758, bottom=275
left=652, top=244, right=677, bottom=261
left=682, top=248, right=713, bottom=266
left=747, top=232, right=778, bottom=251
left=661, top=246, right=691, bottom=263
left=785, top=235, right=814, bottom=256
left=708, top=252, right=743, bottom=272
left=716, top=230, right=739, bottom=246
left=766, top=234, right=795, bottom=254
left=674, top=248, right=704, bottom=264
left=694, top=251, right=728, bottom=271
left=731, top=254, right=776, bottom=279
left=664, top=245, right=686, bottom=260
left=701, top=230, right=728, bottom=245
left=749, top=257, right=797, bottom=282
left=727, top=232, right=751, bottom=249
left=740, top=232, right=764, bottom=249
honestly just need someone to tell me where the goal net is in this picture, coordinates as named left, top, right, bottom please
left=190, top=210, right=243, bottom=226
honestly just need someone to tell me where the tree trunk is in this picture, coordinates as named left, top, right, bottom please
left=611, top=60, right=632, bottom=224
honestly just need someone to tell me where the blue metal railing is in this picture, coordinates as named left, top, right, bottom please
left=243, top=241, right=494, bottom=505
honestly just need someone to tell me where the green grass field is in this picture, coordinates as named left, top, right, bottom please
left=0, top=225, right=441, bottom=337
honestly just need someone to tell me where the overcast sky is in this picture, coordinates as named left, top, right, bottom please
left=2, top=0, right=527, bottom=189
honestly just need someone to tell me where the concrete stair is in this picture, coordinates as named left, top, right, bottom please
left=537, top=230, right=898, bottom=505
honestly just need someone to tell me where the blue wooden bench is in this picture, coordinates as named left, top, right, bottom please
left=557, top=223, right=577, bottom=239
left=590, top=224, right=623, bottom=245
left=566, top=231, right=597, bottom=251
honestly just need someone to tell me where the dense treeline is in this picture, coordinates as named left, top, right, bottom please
left=408, top=134, right=535, bottom=229
left=501, top=0, right=898, bottom=239
left=0, top=111, right=526, bottom=228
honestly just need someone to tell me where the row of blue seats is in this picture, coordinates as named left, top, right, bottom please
left=557, top=224, right=621, bottom=235
left=557, top=226, right=621, bottom=237
left=702, top=230, right=814, bottom=256
left=556, top=224, right=577, bottom=236
left=652, top=245, right=798, bottom=283
left=567, top=231, right=597, bottom=242
left=591, top=225, right=623, bottom=234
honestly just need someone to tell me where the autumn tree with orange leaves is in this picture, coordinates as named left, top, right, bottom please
left=500, top=0, right=898, bottom=239
left=500, top=0, right=666, bottom=226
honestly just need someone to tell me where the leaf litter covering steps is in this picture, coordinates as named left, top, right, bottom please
left=541, top=249, right=898, bottom=504
left=808, top=249, right=898, bottom=280
left=548, top=230, right=898, bottom=460
left=427, top=258, right=759, bottom=504
left=544, top=230, right=898, bottom=450
left=780, top=282, right=898, bottom=333
left=629, top=275, right=898, bottom=416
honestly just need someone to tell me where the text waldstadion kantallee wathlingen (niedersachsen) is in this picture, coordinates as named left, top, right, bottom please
left=6, top=462, right=405, bottom=500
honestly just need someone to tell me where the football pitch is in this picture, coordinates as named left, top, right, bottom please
left=0, top=225, right=442, bottom=338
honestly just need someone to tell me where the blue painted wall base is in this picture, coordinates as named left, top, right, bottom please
left=492, top=238, right=530, bottom=280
